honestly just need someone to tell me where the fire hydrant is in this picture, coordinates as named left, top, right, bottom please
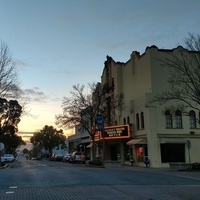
left=144, top=157, right=150, bottom=167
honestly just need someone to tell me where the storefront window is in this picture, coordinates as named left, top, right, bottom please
left=135, top=144, right=148, bottom=162
left=160, top=143, right=185, bottom=162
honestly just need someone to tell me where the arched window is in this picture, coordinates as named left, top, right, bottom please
left=136, top=113, right=140, bottom=130
left=127, top=116, right=130, bottom=124
left=189, top=110, right=196, bottom=128
left=123, top=117, right=126, bottom=124
left=141, top=112, right=144, bottom=129
left=165, top=110, right=172, bottom=128
left=175, top=110, right=182, bottom=128
left=199, top=112, right=200, bottom=128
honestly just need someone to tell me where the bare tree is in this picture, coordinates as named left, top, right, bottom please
left=56, top=83, right=124, bottom=160
left=0, top=40, right=20, bottom=99
left=151, top=33, right=200, bottom=121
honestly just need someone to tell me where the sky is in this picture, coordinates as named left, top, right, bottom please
left=0, top=0, right=200, bottom=139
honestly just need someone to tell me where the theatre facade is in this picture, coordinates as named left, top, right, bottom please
left=90, top=46, right=200, bottom=168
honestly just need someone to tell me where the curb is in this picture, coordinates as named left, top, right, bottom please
left=0, top=163, right=8, bottom=169
left=85, top=164, right=104, bottom=168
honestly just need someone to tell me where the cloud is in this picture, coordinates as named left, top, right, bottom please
left=17, top=87, right=48, bottom=104
left=23, top=87, right=48, bottom=103
left=13, top=59, right=29, bottom=69
left=51, top=97, right=62, bottom=102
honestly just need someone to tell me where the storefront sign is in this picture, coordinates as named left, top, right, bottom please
left=102, top=125, right=130, bottom=140
left=90, top=130, right=101, bottom=142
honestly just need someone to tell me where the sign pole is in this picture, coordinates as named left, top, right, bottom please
left=102, top=123, right=105, bottom=161
left=96, top=114, right=105, bottom=161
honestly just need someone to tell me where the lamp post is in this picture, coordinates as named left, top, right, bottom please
left=187, top=140, right=191, bottom=164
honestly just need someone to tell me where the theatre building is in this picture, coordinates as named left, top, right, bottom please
left=97, top=45, right=200, bottom=168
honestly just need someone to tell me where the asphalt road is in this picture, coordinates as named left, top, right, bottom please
left=0, top=156, right=200, bottom=200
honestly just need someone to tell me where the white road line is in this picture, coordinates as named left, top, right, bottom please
left=9, top=186, right=18, bottom=189
left=6, top=191, right=14, bottom=194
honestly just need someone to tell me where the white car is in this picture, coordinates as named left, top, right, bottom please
left=62, top=153, right=71, bottom=162
left=69, top=151, right=86, bottom=164
left=1, top=156, right=5, bottom=162
left=1, top=154, right=14, bottom=162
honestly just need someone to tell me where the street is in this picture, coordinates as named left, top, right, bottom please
left=0, top=157, right=200, bottom=200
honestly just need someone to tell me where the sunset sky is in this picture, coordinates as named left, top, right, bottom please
left=0, top=0, right=200, bottom=139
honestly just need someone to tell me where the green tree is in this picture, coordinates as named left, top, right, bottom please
left=0, top=98, right=23, bottom=154
left=151, top=33, right=200, bottom=121
left=30, top=125, right=66, bottom=155
left=30, top=145, right=42, bottom=159
left=23, top=148, right=29, bottom=154
left=2, top=134, right=25, bottom=154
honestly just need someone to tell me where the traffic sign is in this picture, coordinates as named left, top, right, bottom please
left=96, top=114, right=103, bottom=131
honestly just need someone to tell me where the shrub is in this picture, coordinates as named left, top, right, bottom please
left=192, top=162, right=200, bottom=169
left=88, top=160, right=103, bottom=166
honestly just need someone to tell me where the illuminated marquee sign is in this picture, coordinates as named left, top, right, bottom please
left=101, top=125, right=130, bottom=140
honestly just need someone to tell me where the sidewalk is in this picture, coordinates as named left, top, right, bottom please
left=122, top=164, right=200, bottom=180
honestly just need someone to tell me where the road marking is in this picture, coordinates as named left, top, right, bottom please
left=6, top=191, right=14, bottom=194
left=5, top=186, right=18, bottom=195
left=37, top=164, right=47, bottom=167
left=9, top=186, right=18, bottom=189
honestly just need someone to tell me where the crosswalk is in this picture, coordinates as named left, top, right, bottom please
left=23, top=163, right=48, bottom=168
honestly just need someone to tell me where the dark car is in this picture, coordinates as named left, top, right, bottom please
left=54, top=154, right=63, bottom=161
left=69, top=151, right=86, bottom=164
left=49, top=153, right=63, bottom=161
left=49, top=153, right=56, bottom=161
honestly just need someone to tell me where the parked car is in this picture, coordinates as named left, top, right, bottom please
left=69, top=151, right=86, bottom=164
left=62, top=153, right=71, bottom=162
left=54, top=154, right=63, bottom=161
left=1, top=156, right=5, bottom=162
left=49, top=153, right=57, bottom=161
left=1, top=154, right=14, bottom=162
left=50, top=153, right=63, bottom=161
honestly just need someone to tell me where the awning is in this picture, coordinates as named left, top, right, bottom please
left=86, top=143, right=93, bottom=148
left=126, top=138, right=147, bottom=145
left=160, top=138, right=187, bottom=144
left=77, top=142, right=90, bottom=148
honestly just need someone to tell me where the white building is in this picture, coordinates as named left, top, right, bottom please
left=96, top=45, right=200, bottom=168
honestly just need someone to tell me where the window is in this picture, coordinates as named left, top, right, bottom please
left=141, top=112, right=144, bottom=129
left=136, top=113, right=140, bottom=129
left=127, top=116, right=130, bottom=124
left=161, top=143, right=185, bottom=163
left=189, top=110, right=196, bottom=128
left=123, top=117, right=126, bottom=124
left=135, top=144, right=148, bottom=162
left=165, top=110, right=172, bottom=128
left=175, top=110, right=182, bottom=128
left=199, top=112, right=200, bottom=127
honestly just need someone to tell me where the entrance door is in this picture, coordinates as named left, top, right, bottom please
left=161, top=143, right=185, bottom=162
left=110, top=145, right=118, bottom=161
